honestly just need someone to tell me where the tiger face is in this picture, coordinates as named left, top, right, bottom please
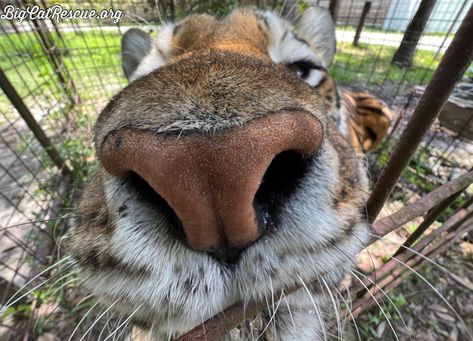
left=69, top=6, right=374, bottom=339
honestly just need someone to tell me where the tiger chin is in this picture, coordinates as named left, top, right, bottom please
left=68, top=5, right=391, bottom=340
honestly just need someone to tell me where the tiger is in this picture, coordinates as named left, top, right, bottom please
left=68, top=5, right=392, bottom=340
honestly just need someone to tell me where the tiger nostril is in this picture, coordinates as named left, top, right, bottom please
left=126, top=172, right=186, bottom=237
left=254, top=150, right=311, bottom=228
left=100, top=111, right=323, bottom=256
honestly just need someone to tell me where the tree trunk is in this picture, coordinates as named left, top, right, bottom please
left=329, top=0, right=340, bottom=21
left=391, top=0, right=437, bottom=67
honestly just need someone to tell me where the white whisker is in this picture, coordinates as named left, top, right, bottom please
left=256, top=288, right=284, bottom=341
left=68, top=300, right=101, bottom=341
left=368, top=231, right=462, bottom=281
left=334, top=286, right=362, bottom=341
left=350, top=270, right=400, bottom=341
left=103, top=304, right=142, bottom=341
left=147, top=321, right=155, bottom=341
left=319, top=276, right=343, bottom=340
left=333, top=240, right=411, bottom=339
left=282, top=291, right=296, bottom=330
left=298, top=275, right=328, bottom=341
left=79, top=300, right=118, bottom=341
left=97, top=309, right=117, bottom=341
left=388, top=256, right=473, bottom=339
left=353, top=269, right=412, bottom=341
left=1, top=257, right=74, bottom=312
left=47, top=277, right=79, bottom=303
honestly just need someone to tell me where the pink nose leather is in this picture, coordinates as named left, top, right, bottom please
left=100, top=112, right=323, bottom=251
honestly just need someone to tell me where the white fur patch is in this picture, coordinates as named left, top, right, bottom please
left=292, top=6, right=336, bottom=69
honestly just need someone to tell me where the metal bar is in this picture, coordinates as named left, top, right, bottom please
left=350, top=216, right=473, bottom=318
left=0, top=68, right=71, bottom=175
left=355, top=213, right=473, bottom=314
left=353, top=2, right=371, bottom=47
left=349, top=198, right=473, bottom=299
left=393, top=193, right=471, bottom=257
left=366, top=4, right=473, bottom=222
left=29, top=0, right=78, bottom=104
left=371, top=170, right=473, bottom=238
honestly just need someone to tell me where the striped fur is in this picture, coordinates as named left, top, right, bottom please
left=340, top=91, right=393, bottom=153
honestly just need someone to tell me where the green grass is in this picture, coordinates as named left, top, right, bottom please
left=331, top=42, right=443, bottom=88
left=0, top=29, right=125, bottom=116
left=1, top=27, right=462, bottom=135
left=0, top=29, right=122, bottom=180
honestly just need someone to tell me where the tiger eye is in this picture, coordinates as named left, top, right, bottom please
left=287, top=61, right=312, bottom=79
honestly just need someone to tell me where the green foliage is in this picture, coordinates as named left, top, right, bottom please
left=404, top=222, right=419, bottom=234
left=297, top=0, right=310, bottom=12
left=0, top=303, right=33, bottom=322
left=59, top=136, right=96, bottom=182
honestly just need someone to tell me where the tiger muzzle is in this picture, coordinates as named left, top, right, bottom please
left=100, top=111, right=323, bottom=262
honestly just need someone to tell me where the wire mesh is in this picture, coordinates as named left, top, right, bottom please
left=0, top=0, right=472, bottom=339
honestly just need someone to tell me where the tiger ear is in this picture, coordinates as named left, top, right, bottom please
left=121, top=25, right=175, bottom=82
left=121, top=28, right=153, bottom=81
left=290, top=5, right=336, bottom=68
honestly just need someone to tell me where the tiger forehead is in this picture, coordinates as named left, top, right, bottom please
left=172, top=10, right=269, bottom=57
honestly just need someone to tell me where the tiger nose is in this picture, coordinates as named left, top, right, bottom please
left=100, top=112, right=323, bottom=256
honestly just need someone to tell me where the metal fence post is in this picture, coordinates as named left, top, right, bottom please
left=30, top=17, right=79, bottom=105
left=0, top=68, right=72, bottom=175
left=392, top=191, right=469, bottom=257
left=366, top=3, right=473, bottom=223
